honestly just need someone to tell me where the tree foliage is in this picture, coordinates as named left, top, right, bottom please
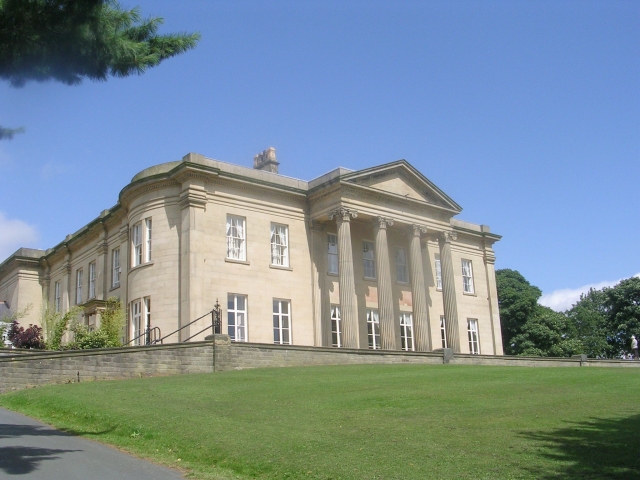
left=0, top=0, right=200, bottom=86
left=497, top=269, right=640, bottom=358
left=7, top=320, right=45, bottom=348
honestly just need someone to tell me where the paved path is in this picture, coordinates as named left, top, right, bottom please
left=0, top=407, right=184, bottom=479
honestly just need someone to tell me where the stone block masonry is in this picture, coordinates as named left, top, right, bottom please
left=1, top=336, right=639, bottom=394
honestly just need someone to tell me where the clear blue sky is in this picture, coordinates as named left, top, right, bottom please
left=1, top=0, right=638, bottom=309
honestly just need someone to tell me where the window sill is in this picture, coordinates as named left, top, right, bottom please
left=226, top=258, right=250, bottom=266
left=363, top=277, right=377, bottom=282
left=396, top=281, right=410, bottom=286
left=109, top=284, right=121, bottom=292
left=129, top=261, right=154, bottom=273
left=327, top=272, right=338, bottom=277
left=270, top=264, right=292, bottom=271
left=463, top=291, right=477, bottom=297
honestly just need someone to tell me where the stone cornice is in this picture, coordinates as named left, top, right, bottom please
left=179, top=185, right=208, bottom=210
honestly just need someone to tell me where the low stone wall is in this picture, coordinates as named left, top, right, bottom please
left=1, top=337, right=639, bottom=393
left=0, top=342, right=214, bottom=394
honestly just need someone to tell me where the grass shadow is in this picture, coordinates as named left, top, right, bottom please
left=520, top=414, right=640, bottom=479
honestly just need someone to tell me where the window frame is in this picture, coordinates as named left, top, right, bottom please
left=362, top=240, right=376, bottom=279
left=462, top=259, right=475, bottom=294
left=88, top=262, right=96, bottom=299
left=366, top=308, right=381, bottom=350
left=54, top=281, right=61, bottom=312
left=145, top=218, right=152, bottom=263
left=75, top=269, right=83, bottom=305
left=468, top=318, right=480, bottom=354
left=272, top=299, right=291, bottom=345
left=226, top=215, right=247, bottom=261
left=227, top=293, right=248, bottom=342
left=440, top=315, right=447, bottom=349
left=112, top=248, right=121, bottom=288
left=400, top=312, right=415, bottom=351
left=331, top=304, right=342, bottom=347
left=131, top=299, right=142, bottom=346
left=435, top=254, right=442, bottom=290
left=396, top=248, right=409, bottom=284
left=132, top=222, right=143, bottom=267
left=270, top=223, right=289, bottom=267
left=327, top=233, right=338, bottom=274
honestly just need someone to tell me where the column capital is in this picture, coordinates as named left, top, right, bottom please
left=411, top=224, right=427, bottom=237
left=373, top=216, right=394, bottom=230
left=328, top=208, right=358, bottom=222
left=441, top=230, right=457, bottom=243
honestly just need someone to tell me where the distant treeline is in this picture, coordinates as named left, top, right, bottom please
left=497, top=269, right=640, bottom=358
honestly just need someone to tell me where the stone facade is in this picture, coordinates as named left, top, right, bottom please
left=0, top=148, right=504, bottom=355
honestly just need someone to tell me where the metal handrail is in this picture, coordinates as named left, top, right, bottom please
left=152, top=300, right=221, bottom=345
left=125, top=326, right=161, bottom=346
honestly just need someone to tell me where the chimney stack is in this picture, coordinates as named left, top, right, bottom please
left=253, top=147, right=279, bottom=174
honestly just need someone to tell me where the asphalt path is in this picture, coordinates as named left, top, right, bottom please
left=0, top=407, right=184, bottom=479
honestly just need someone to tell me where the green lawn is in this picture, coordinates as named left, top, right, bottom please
left=1, top=365, right=639, bottom=479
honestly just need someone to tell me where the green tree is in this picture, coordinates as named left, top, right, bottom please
left=603, top=277, right=640, bottom=356
left=0, top=0, right=200, bottom=136
left=511, top=306, right=583, bottom=357
left=495, top=269, right=542, bottom=355
left=566, top=288, right=611, bottom=358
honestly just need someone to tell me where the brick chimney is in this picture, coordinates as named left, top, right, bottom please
left=253, top=147, right=279, bottom=174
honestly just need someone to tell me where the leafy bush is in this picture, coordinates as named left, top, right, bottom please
left=63, top=298, right=125, bottom=350
left=7, top=321, right=45, bottom=349
left=44, top=307, right=81, bottom=351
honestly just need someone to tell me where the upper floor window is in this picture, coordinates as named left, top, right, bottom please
left=270, top=223, right=289, bottom=267
left=435, top=254, right=442, bottom=290
left=226, top=215, right=246, bottom=261
left=462, top=259, right=474, bottom=294
left=132, top=218, right=152, bottom=267
left=88, top=262, right=96, bottom=299
left=54, top=281, right=61, bottom=312
left=75, top=269, right=83, bottom=304
left=228, top=293, right=247, bottom=341
left=327, top=234, right=338, bottom=274
left=468, top=318, right=480, bottom=354
left=367, top=309, right=381, bottom=350
left=273, top=299, right=291, bottom=345
left=112, top=248, right=121, bottom=287
left=132, top=223, right=143, bottom=266
left=331, top=304, right=342, bottom=347
left=363, top=241, right=375, bottom=279
left=145, top=218, right=152, bottom=262
left=400, top=313, right=414, bottom=351
left=396, top=248, right=408, bottom=283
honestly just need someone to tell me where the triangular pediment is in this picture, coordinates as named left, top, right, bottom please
left=342, top=161, right=462, bottom=212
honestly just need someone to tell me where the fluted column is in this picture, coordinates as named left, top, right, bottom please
left=329, top=208, right=359, bottom=349
left=310, top=221, right=330, bottom=347
left=439, top=230, right=460, bottom=352
left=409, top=224, right=430, bottom=351
left=374, top=216, right=396, bottom=350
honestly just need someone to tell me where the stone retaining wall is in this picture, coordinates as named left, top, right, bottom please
left=1, top=337, right=639, bottom=393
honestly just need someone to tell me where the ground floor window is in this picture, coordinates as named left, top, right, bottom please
left=273, top=299, right=291, bottom=345
left=468, top=318, right=480, bottom=354
left=440, top=316, right=447, bottom=348
left=367, top=309, right=381, bottom=349
left=400, top=312, right=414, bottom=351
left=131, top=300, right=142, bottom=345
left=228, top=294, right=247, bottom=342
left=331, top=304, right=342, bottom=348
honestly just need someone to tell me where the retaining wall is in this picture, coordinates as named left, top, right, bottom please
left=1, top=337, right=639, bottom=393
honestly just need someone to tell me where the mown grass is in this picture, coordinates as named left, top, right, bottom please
left=1, top=364, right=639, bottom=479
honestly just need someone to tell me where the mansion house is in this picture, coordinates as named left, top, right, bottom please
left=0, top=148, right=504, bottom=355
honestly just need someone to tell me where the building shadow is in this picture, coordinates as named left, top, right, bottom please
left=519, top=414, right=640, bottom=479
left=0, top=446, right=80, bottom=474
